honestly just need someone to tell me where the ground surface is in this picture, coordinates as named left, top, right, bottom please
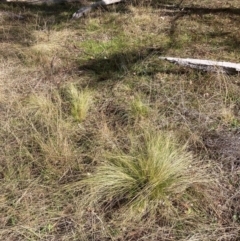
left=0, top=0, right=240, bottom=240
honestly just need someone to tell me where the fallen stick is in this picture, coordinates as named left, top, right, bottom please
left=159, top=57, right=240, bottom=74
left=72, top=0, right=123, bottom=19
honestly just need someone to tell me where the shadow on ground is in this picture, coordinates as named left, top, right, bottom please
left=77, top=47, right=168, bottom=82
left=0, top=1, right=80, bottom=46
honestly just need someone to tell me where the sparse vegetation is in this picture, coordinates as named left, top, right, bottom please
left=0, top=0, right=240, bottom=240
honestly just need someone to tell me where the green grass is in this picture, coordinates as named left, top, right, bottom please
left=0, top=0, right=240, bottom=240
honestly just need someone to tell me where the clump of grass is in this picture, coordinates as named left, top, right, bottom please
left=23, top=92, right=79, bottom=176
left=81, top=129, right=215, bottom=222
left=220, top=105, right=240, bottom=127
left=130, top=95, right=150, bottom=119
left=67, top=84, right=93, bottom=122
left=27, top=93, right=59, bottom=124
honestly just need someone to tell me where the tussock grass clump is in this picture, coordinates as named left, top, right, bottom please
left=81, top=129, right=214, bottom=222
left=27, top=93, right=59, bottom=123
left=130, top=95, right=150, bottom=119
left=67, top=84, right=94, bottom=122
left=22, top=92, right=81, bottom=176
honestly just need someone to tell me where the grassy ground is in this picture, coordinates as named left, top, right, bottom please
left=0, top=0, right=240, bottom=240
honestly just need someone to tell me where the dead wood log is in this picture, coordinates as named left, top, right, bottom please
left=159, top=57, right=240, bottom=74
left=72, top=0, right=123, bottom=19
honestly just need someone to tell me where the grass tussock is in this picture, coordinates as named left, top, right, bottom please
left=67, top=84, right=94, bottom=122
left=1, top=0, right=240, bottom=240
left=81, top=129, right=216, bottom=222
left=21, top=92, right=80, bottom=176
left=130, top=95, right=150, bottom=119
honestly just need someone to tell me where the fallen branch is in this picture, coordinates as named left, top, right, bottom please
left=72, top=0, right=123, bottom=19
left=159, top=57, right=240, bottom=74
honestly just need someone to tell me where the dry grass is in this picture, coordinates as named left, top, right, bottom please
left=0, top=0, right=240, bottom=240
left=66, top=84, right=94, bottom=122
left=80, top=129, right=218, bottom=225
